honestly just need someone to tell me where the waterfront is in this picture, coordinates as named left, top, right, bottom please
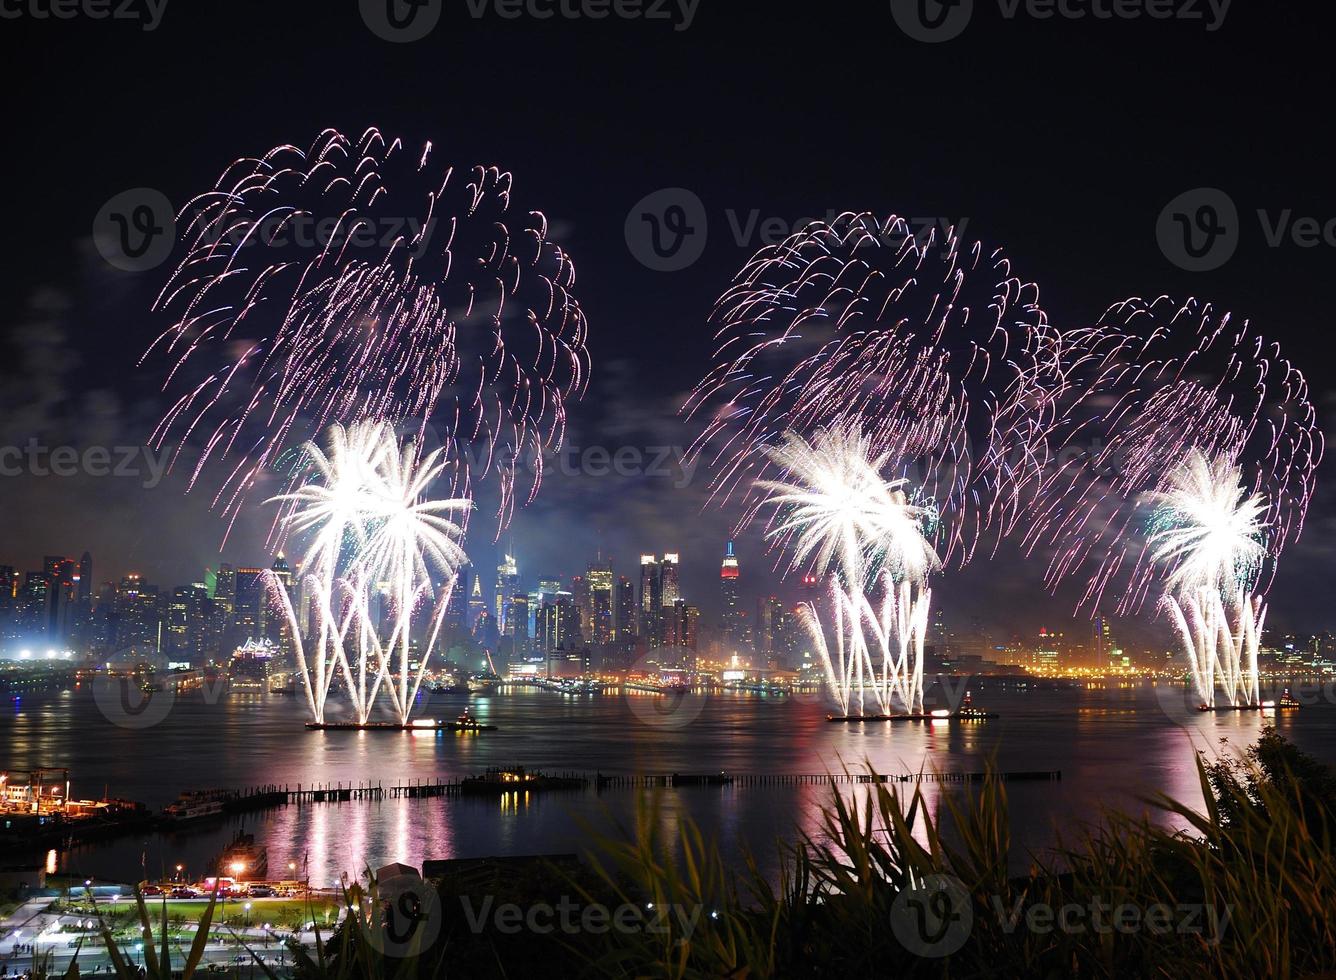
left=5, top=680, right=1336, bottom=887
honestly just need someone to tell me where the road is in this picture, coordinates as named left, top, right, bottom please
left=0, top=895, right=337, bottom=977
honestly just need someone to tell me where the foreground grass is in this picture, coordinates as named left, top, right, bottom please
left=24, top=728, right=1336, bottom=978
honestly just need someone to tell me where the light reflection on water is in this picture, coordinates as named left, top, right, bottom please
left=2, top=683, right=1331, bottom=884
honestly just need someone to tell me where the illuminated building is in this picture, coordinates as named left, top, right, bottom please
left=720, top=541, right=742, bottom=651
left=495, top=554, right=519, bottom=631
left=616, top=576, right=636, bottom=641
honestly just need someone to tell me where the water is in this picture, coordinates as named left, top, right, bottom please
left=4, top=679, right=1335, bottom=886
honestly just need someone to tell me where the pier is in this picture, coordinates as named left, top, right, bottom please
left=269, top=768, right=1063, bottom=804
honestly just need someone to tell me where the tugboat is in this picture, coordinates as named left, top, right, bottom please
left=952, top=690, right=998, bottom=721
left=459, top=766, right=585, bottom=795
left=1269, top=688, right=1303, bottom=709
left=446, top=707, right=496, bottom=732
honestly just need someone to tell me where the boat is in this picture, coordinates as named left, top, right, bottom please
left=467, top=674, right=500, bottom=693
left=1262, top=688, right=1303, bottom=710
left=459, top=766, right=585, bottom=794
left=213, top=830, right=268, bottom=880
left=951, top=691, right=997, bottom=720
left=451, top=708, right=490, bottom=732
left=163, top=789, right=231, bottom=822
left=827, top=691, right=998, bottom=723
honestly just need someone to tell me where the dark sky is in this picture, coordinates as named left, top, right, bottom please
left=1, top=0, right=1332, bottom=642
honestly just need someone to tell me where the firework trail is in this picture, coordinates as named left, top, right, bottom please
left=759, top=425, right=940, bottom=714
left=143, top=127, right=589, bottom=541
left=266, top=421, right=470, bottom=726
left=1014, top=297, right=1322, bottom=617
left=1009, top=298, right=1321, bottom=705
left=686, top=213, right=1051, bottom=713
left=684, top=212, right=1052, bottom=566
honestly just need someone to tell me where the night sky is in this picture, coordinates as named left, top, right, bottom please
left=1, top=0, right=1332, bottom=641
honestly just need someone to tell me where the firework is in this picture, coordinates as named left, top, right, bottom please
left=1150, top=450, right=1269, bottom=707
left=1016, top=298, right=1321, bottom=616
left=266, top=421, right=470, bottom=725
left=144, top=126, right=589, bottom=540
left=760, top=424, right=939, bottom=715
left=1010, top=298, right=1321, bottom=706
left=685, top=212, right=1051, bottom=565
left=689, top=214, right=1048, bottom=713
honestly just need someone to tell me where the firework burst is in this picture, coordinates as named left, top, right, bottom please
left=144, top=126, right=589, bottom=541
left=759, top=423, right=939, bottom=715
left=266, top=421, right=471, bottom=725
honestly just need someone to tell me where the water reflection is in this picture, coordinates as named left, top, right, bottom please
left=1, top=683, right=1330, bottom=884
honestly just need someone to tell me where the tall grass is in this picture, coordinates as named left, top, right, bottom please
left=580, top=731, right=1336, bottom=978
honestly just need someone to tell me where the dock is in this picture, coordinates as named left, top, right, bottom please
left=270, top=768, right=1063, bottom=804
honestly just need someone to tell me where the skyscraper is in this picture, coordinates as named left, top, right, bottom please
left=720, top=541, right=742, bottom=651
left=640, top=555, right=662, bottom=644
left=585, top=558, right=614, bottom=645
left=233, top=568, right=266, bottom=643
left=467, top=574, right=487, bottom=630
left=637, top=554, right=683, bottom=648
left=616, top=576, right=636, bottom=642
left=446, top=564, right=471, bottom=632
left=495, top=554, right=519, bottom=631
left=43, top=556, right=79, bottom=643
left=660, top=553, right=680, bottom=610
